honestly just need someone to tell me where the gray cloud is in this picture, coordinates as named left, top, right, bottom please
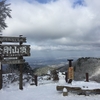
left=2, top=0, right=100, bottom=55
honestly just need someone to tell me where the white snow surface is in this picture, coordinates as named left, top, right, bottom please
left=1, top=72, right=100, bottom=100
left=63, top=88, right=68, bottom=92
left=1, top=81, right=100, bottom=100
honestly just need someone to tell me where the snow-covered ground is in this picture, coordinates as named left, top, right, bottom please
left=1, top=73, right=100, bottom=100
left=1, top=82, right=100, bottom=100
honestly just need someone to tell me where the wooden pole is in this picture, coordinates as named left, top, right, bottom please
left=0, top=39, right=2, bottom=89
left=86, top=73, right=89, bottom=82
left=67, top=59, right=73, bottom=67
left=19, top=64, right=23, bottom=90
left=19, top=35, right=23, bottom=90
left=35, top=75, right=38, bottom=86
left=65, top=72, right=68, bottom=82
left=0, top=62, right=2, bottom=89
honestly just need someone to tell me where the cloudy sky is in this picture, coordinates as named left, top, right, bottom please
left=2, top=0, right=100, bottom=59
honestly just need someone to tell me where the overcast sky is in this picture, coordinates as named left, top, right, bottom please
left=2, top=0, right=100, bottom=59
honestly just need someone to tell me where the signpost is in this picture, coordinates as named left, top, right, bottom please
left=0, top=45, right=30, bottom=57
left=68, top=67, right=74, bottom=79
left=1, top=59, right=25, bottom=64
left=0, top=35, right=30, bottom=90
left=67, top=59, right=73, bottom=84
left=0, top=36, right=26, bottom=42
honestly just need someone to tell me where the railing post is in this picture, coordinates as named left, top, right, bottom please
left=65, top=72, right=68, bottom=82
left=86, top=73, right=89, bottom=82
left=35, top=75, right=38, bottom=86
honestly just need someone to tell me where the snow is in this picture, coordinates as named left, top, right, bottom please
left=71, top=81, right=100, bottom=90
left=58, top=80, right=100, bottom=90
left=63, top=88, right=67, bottom=92
left=1, top=82, right=100, bottom=100
left=1, top=72, right=100, bottom=100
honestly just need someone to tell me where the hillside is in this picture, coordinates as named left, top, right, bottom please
left=41, top=57, right=100, bottom=82
left=73, top=57, right=100, bottom=82
left=33, top=66, right=56, bottom=76
left=29, top=57, right=100, bottom=82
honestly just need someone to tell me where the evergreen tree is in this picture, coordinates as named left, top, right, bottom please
left=7, top=62, right=33, bottom=75
left=0, top=0, right=11, bottom=32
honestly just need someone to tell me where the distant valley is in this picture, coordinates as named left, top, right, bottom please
left=25, top=57, right=77, bottom=68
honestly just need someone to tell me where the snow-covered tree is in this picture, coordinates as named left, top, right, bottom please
left=0, top=0, right=11, bottom=32
left=47, top=70, right=51, bottom=75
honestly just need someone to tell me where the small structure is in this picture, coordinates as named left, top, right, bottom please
left=63, top=88, right=68, bottom=96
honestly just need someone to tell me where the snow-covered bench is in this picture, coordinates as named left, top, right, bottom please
left=56, top=85, right=100, bottom=96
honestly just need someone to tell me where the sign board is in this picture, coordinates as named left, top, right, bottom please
left=68, top=67, right=74, bottom=79
left=0, top=35, right=30, bottom=90
left=0, top=36, right=26, bottom=42
left=1, top=59, right=25, bottom=64
left=0, top=45, right=30, bottom=57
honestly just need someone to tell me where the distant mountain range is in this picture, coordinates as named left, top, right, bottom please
left=25, top=57, right=77, bottom=68
left=2, top=57, right=77, bottom=72
left=30, top=57, right=100, bottom=83
left=5, top=56, right=100, bottom=83
left=2, top=56, right=100, bottom=83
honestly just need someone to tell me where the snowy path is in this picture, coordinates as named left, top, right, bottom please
left=1, top=83, right=100, bottom=100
